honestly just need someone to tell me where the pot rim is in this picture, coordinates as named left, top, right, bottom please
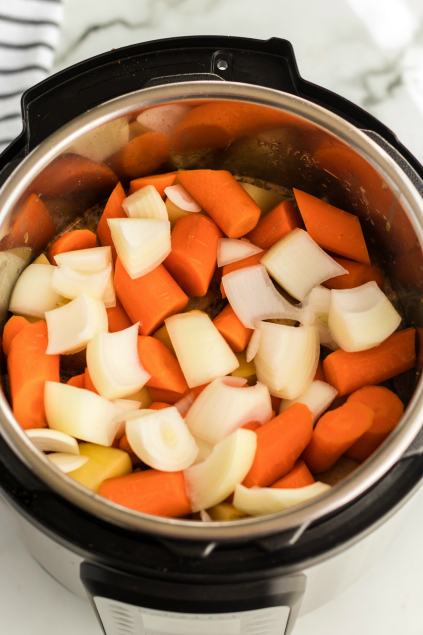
left=1, top=80, right=423, bottom=542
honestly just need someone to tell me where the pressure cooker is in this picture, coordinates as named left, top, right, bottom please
left=0, top=36, right=423, bottom=635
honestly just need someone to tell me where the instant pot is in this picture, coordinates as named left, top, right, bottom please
left=1, top=36, right=423, bottom=635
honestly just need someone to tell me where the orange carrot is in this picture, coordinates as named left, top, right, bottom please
left=2, top=316, right=29, bottom=357
left=0, top=193, right=55, bottom=252
left=293, top=188, right=371, bottom=265
left=32, top=154, right=118, bottom=198
left=270, top=460, right=315, bottom=489
left=323, top=328, right=416, bottom=396
left=84, top=367, right=99, bottom=394
left=270, top=395, right=282, bottom=413
left=245, top=200, right=303, bottom=249
left=47, top=229, right=97, bottom=264
left=137, top=336, right=188, bottom=394
left=149, top=402, right=172, bottom=410
left=177, top=170, right=261, bottom=239
left=129, top=171, right=177, bottom=197
left=114, top=258, right=188, bottom=336
left=110, top=132, right=170, bottom=180
left=147, top=387, right=186, bottom=405
left=66, top=373, right=85, bottom=389
left=323, top=256, right=384, bottom=290
left=118, top=433, right=140, bottom=465
left=417, top=327, right=423, bottom=371
left=99, top=469, right=192, bottom=517
left=302, top=402, right=374, bottom=473
left=7, top=320, right=60, bottom=429
left=106, top=297, right=132, bottom=333
left=345, top=386, right=404, bottom=462
left=220, top=250, right=267, bottom=298
left=314, top=358, right=326, bottom=382
left=242, top=420, right=262, bottom=431
left=96, top=181, right=126, bottom=262
left=242, top=403, right=314, bottom=488
left=163, top=213, right=223, bottom=297
left=212, top=304, right=253, bottom=352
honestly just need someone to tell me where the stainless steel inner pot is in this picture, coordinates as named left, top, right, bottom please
left=1, top=81, right=422, bottom=543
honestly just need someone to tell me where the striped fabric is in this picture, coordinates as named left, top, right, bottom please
left=0, top=0, right=64, bottom=153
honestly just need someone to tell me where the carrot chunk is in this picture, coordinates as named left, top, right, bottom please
left=114, top=258, right=188, bottom=336
left=147, top=387, right=186, bottom=404
left=129, top=171, right=177, bottom=198
left=293, top=188, right=370, bottom=265
left=99, top=469, right=192, bottom=517
left=111, top=132, right=170, bottom=180
left=220, top=250, right=267, bottom=298
left=0, top=193, right=55, bottom=252
left=137, top=336, right=188, bottom=394
left=96, top=181, right=127, bottom=262
left=47, top=229, right=97, bottom=264
left=66, top=373, right=85, bottom=389
left=149, top=402, right=172, bottom=410
left=2, top=316, right=29, bottom=357
left=323, top=256, right=384, bottom=290
left=177, top=170, right=261, bottom=239
left=212, top=304, right=253, bottom=352
left=270, top=460, right=315, bottom=489
left=345, top=386, right=404, bottom=462
left=302, top=401, right=374, bottom=473
left=106, top=297, right=132, bottom=333
left=242, top=403, right=314, bottom=488
left=7, top=320, right=60, bottom=429
left=163, top=213, right=222, bottom=297
left=245, top=200, right=303, bottom=249
left=323, top=328, right=416, bottom=396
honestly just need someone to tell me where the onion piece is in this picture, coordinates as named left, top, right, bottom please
left=107, top=218, right=171, bottom=279
left=191, top=435, right=214, bottom=465
left=122, top=185, right=168, bottom=221
left=328, top=281, right=402, bottom=352
left=67, top=116, right=129, bottom=163
left=26, top=428, right=80, bottom=454
left=9, top=263, right=62, bottom=318
left=165, top=311, right=239, bottom=388
left=45, top=382, right=121, bottom=446
left=233, top=482, right=331, bottom=516
left=217, top=238, right=263, bottom=267
left=246, top=328, right=262, bottom=362
left=47, top=452, right=89, bottom=473
left=164, top=184, right=201, bottom=213
left=51, top=264, right=111, bottom=301
left=174, top=391, right=196, bottom=416
left=46, top=292, right=108, bottom=355
left=125, top=406, right=198, bottom=471
left=253, top=322, right=320, bottom=399
left=185, top=377, right=272, bottom=444
left=222, top=264, right=303, bottom=329
left=112, top=399, right=142, bottom=439
left=137, top=104, right=192, bottom=136
left=184, top=428, right=257, bottom=513
left=301, top=286, right=339, bottom=350
left=87, top=323, right=150, bottom=399
left=261, top=228, right=348, bottom=301
left=279, top=381, right=338, bottom=423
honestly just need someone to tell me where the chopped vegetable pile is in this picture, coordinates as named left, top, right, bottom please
left=3, top=160, right=416, bottom=522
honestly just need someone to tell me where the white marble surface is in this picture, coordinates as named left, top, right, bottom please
left=2, top=0, right=423, bottom=633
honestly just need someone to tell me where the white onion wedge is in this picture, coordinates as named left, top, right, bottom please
left=0, top=250, right=30, bottom=325
left=233, top=482, right=332, bottom=516
left=87, top=323, right=150, bottom=399
left=174, top=391, right=196, bottom=415
left=9, top=263, right=62, bottom=318
left=328, top=281, right=402, bottom=352
left=222, top=264, right=303, bottom=329
left=301, top=286, right=339, bottom=350
left=184, top=428, right=257, bottom=513
left=51, top=264, right=111, bottom=301
left=137, top=104, right=192, bottom=136
left=122, top=185, right=168, bottom=220
left=261, top=228, right=348, bottom=301
left=45, top=382, right=121, bottom=446
left=253, top=322, right=320, bottom=399
left=191, top=435, right=214, bottom=465
left=246, top=328, right=262, bottom=363
left=67, top=116, right=130, bottom=163
left=164, top=184, right=201, bottom=213
left=126, top=406, right=198, bottom=471
left=47, top=453, right=89, bottom=473
left=185, top=377, right=272, bottom=444
left=46, top=293, right=108, bottom=355
left=217, top=238, right=263, bottom=267
left=107, top=218, right=171, bottom=279
left=112, top=399, right=142, bottom=439
left=279, top=381, right=338, bottom=423
left=165, top=311, right=239, bottom=387
left=26, top=428, right=80, bottom=455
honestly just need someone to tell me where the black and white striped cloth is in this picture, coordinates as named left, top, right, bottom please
left=0, top=0, right=64, bottom=153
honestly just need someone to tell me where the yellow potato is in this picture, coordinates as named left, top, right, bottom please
left=68, top=443, right=132, bottom=492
